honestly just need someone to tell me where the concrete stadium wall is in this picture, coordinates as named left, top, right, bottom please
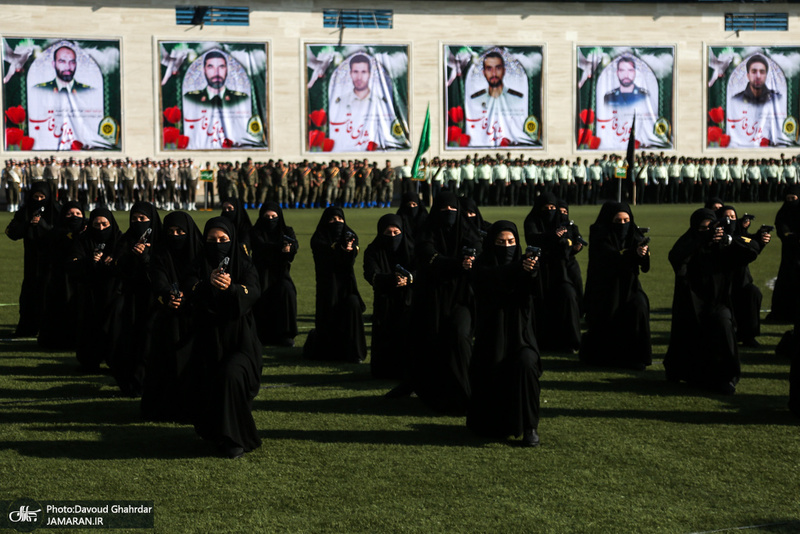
left=1, top=0, right=799, bottom=164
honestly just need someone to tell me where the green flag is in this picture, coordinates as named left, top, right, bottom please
left=411, top=104, right=430, bottom=180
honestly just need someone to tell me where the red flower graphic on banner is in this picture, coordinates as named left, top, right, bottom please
left=308, top=129, right=325, bottom=148
left=322, top=138, right=335, bottom=152
left=577, top=128, right=593, bottom=146
left=163, top=106, right=182, bottom=125
left=6, top=127, right=23, bottom=147
left=760, top=137, right=771, bottom=147
left=5, top=106, right=26, bottom=125
left=448, top=106, right=464, bottom=124
left=500, top=138, right=510, bottom=147
left=163, top=127, right=179, bottom=146
left=177, top=136, right=189, bottom=149
left=707, top=126, right=722, bottom=143
left=222, top=139, right=234, bottom=148
left=579, top=109, right=595, bottom=125
left=71, top=141, right=84, bottom=151
left=458, top=134, right=471, bottom=147
left=708, top=107, right=725, bottom=125
left=20, top=137, right=34, bottom=151
left=309, top=109, right=327, bottom=128
left=719, top=134, right=731, bottom=148
left=634, top=140, right=641, bottom=150
left=367, top=141, right=378, bottom=151
left=448, top=126, right=462, bottom=143
left=589, top=137, right=601, bottom=150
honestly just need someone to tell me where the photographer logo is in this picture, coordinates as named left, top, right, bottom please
left=9, top=505, right=40, bottom=523
left=5, top=499, right=44, bottom=532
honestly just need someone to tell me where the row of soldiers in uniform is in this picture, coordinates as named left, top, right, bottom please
left=5, top=151, right=800, bottom=213
left=631, top=154, right=800, bottom=205
left=1, top=157, right=203, bottom=213
left=418, top=153, right=800, bottom=207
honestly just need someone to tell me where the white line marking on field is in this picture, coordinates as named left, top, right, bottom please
left=0, top=303, right=18, bottom=306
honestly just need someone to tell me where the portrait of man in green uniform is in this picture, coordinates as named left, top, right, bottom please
left=182, top=50, right=252, bottom=149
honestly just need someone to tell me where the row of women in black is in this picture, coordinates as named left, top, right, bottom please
left=5, top=187, right=297, bottom=458
left=7, top=184, right=798, bottom=455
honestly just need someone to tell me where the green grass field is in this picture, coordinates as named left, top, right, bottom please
left=1, top=203, right=798, bottom=534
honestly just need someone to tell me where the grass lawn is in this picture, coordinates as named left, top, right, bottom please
left=0, top=202, right=798, bottom=533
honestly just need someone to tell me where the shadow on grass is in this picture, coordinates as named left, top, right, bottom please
left=0, top=425, right=209, bottom=460
left=258, top=423, right=498, bottom=448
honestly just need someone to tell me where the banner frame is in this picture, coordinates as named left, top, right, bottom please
left=1, top=33, right=125, bottom=155
left=301, top=39, right=414, bottom=157
left=574, top=42, right=678, bottom=154
left=441, top=41, right=547, bottom=153
left=152, top=36, right=272, bottom=157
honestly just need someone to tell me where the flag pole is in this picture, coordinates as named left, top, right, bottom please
left=622, top=112, right=637, bottom=203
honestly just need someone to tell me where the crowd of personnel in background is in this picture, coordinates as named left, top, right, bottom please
left=3, top=151, right=799, bottom=213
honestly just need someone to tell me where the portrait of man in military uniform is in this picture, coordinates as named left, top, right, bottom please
left=603, top=56, right=648, bottom=107
left=182, top=50, right=253, bottom=150
left=725, top=53, right=788, bottom=148
left=34, top=46, right=92, bottom=94
left=327, top=53, right=403, bottom=152
left=592, top=50, right=670, bottom=151
left=463, top=49, right=530, bottom=147
left=24, top=41, right=109, bottom=151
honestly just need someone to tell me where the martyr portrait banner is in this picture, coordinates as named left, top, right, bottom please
left=576, top=46, right=674, bottom=151
left=159, top=41, right=269, bottom=151
left=444, top=45, right=543, bottom=150
left=707, top=46, right=800, bottom=149
left=305, top=44, right=411, bottom=153
left=2, top=37, right=122, bottom=151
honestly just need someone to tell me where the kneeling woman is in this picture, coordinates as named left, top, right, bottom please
left=580, top=202, right=652, bottom=370
left=468, top=221, right=542, bottom=447
left=189, top=217, right=262, bottom=458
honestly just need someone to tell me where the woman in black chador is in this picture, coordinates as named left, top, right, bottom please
left=523, top=192, right=581, bottom=352
left=109, top=201, right=162, bottom=396
left=189, top=216, right=262, bottom=459
left=363, top=213, right=415, bottom=379
left=38, top=201, right=85, bottom=350
left=305, top=206, right=366, bottom=363
left=141, top=211, right=203, bottom=423
left=249, top=201, right=298, bottom=347
left=716, top=205, right=771, bottom=347
left=467, top=221, right=542, bottom=447
left=767, top=186, right=800, bottom=323
left=665, top=208, right=758, bottom=394
left=395, top=191, right=428, bottom=246
left=5, top=181, right=59, bottom=337
left=580, top=202, right=651, bottom=370
left=68, top=207, right=122, bottom=372
left=409, top=191, right=481, bottom=414
left=220, top=197, right=253, bottom=252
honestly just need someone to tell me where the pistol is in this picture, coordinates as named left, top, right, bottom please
left=741, top=214, right=756, bottom=222
left=461, top=246, right=477, bottom=258
left=758, top=224, right=774, bottom=233
left=343, top=230, right=356, bottom=243
left=638, top=227, right=650, bottom=234
left=282, top=234, right=298, bottom=247
left=394, top=264, right=414, bottom=284
left=218, top=256, right=230, bottom=274
left=638, top=236, right=651, bottom=247
left=138, top=227, right=152, bottom=244
left=525, top=245, right=542, bottom=260
left=169, top=282, right=181, bottom=298
left=93, top=242, right=106, bottom=255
